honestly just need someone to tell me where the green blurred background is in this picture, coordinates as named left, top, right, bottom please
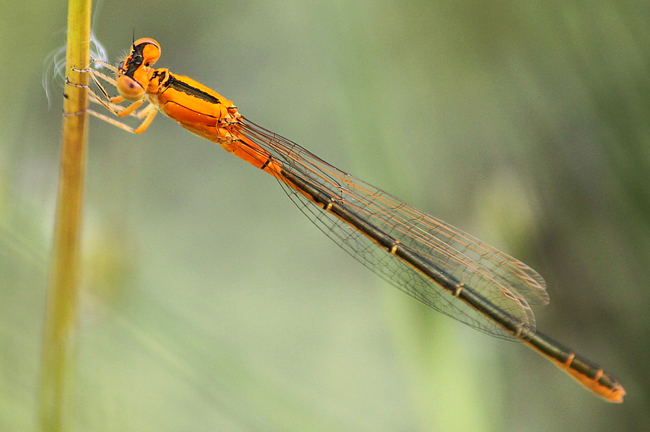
left=1, top=0, right=649, bottom=430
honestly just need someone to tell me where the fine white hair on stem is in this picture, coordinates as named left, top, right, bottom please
left=43, top=31, right=110, bottom=106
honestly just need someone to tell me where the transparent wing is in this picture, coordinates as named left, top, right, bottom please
left=238, top=117, right=548, bottom=339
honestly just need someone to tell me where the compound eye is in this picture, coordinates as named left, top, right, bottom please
left=116, top=74, right=145, bottom=101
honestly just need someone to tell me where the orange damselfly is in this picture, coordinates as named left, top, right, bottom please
left=66, top=38, right=625, bottom=403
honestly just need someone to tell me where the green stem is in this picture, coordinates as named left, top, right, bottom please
left=39, top=0, right=92, bottom=430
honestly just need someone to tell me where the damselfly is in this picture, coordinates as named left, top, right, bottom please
left=66, top=38, right=625, bottom=402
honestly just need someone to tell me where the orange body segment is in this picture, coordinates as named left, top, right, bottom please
left=556, top=354, right=626, bottom=403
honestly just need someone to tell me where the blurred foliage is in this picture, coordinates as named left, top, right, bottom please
left=1, top=0, right=649, bottom=431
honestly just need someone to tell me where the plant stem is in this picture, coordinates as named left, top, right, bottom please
left=39, top=0, right=92, bottom=430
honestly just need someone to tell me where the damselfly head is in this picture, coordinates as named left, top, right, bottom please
left=121, top=38, right=161, bottom=71
left=115, top=38, right=161, bottom=100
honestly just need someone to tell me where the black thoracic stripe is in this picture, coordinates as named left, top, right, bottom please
left=166, top=75, right=221, bottom=104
